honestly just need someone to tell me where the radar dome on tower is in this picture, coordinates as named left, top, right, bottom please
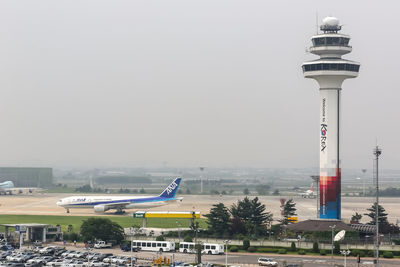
left=320, top=16, right=341, bottom=32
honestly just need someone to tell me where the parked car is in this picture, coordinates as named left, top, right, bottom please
left=46, top=259, right=64, bottom=266
left=257, top=258, right=278, bottom=267
left=94, top=241, right=112, bottom=249
left=86, top=261, right=104, bottom=267
left=119, top=244, right=140, bottom=252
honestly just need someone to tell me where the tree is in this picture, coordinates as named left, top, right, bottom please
left=272, top=189, right=280, bottom=196
left=80, top=218, right=124, bottom=243
left=312, top=242, right=319, bottom=253
left=282, top=199, right=297, bottom=225
left=249, top=197, right=273, bottom=235
left=255, top=184, right=270, bottom=195
left=243, top=188, right=249, bottom=195
left=156, top=235, right=165, bottom=241
left=364, top=202, right=389, bottom=228
left=243, top=238, right=250, bottom=250
left=205, top=203, right=231, bottom=236
left=350, top=212, right=362, bottom=224
left=184, top=235, right=193, bottom=242
left=230, top=197, right=273, bottom=236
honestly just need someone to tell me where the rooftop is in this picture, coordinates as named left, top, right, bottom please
left=286, top=219, right=355, bottom=232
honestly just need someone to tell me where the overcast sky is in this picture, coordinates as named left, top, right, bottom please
left=0, top=0, right=398, bottom=169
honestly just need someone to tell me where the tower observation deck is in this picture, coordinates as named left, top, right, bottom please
left=302, top=17, right=360, bottom=220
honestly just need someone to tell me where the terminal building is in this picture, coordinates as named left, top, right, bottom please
left=1, top=224, right=63, bottom=244
left=0, top=167, right=53, bottom=187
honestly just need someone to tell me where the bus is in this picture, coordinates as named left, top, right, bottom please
left=131, top=240, right=175, bottom=252
left=178, top=242, right=224, bottom=255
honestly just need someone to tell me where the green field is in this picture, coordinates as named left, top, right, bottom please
left=0, top=215, right=207, bottom=233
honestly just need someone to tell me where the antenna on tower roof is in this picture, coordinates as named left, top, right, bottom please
left=316, top=12, right=319, bottom=34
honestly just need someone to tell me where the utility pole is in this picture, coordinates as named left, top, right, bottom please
left=340, top=247, right=351, bottom=267
left=373, top=145, right=382, bottom=267
left=329, top=224, right=336, bottom=259
left=224, top=240, right=231, bottom=267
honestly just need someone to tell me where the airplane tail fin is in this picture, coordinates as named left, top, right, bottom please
left=311, top=183, right=314, bottom=192
left=159, top=178, right=181, bottom=199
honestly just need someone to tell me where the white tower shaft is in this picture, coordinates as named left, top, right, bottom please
left=302, top=16, right=360, bottom=220
left=319, top=88, right=341, bottom=219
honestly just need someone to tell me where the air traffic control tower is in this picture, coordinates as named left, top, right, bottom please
left=302, top=17, right=360, bottom=220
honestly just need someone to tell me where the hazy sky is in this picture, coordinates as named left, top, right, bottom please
left=0, top=1, right=398, bottom=169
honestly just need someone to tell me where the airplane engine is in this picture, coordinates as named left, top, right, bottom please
left=94, top=205, right=110, bottom=213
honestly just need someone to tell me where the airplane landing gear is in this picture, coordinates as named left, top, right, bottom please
left=66, top=208, right=70, bottom=213
left=114, top=208, right=126, bottom=215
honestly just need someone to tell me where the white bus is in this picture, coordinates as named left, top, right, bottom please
left=179, top=242, right=224, bottom=255
left=131, top=240, right=175, bottom=252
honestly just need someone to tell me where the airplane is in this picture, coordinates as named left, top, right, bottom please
left=0, top=181, right=41, bottom=195
left=56, top=177, right=183, bottom=214
left=300, top=183, right=317, bottom=199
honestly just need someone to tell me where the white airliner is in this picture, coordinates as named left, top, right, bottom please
left=57, top=178, right=182, bottom=214
left=300, top=183, right=317, bottom=199
left=0, top=181, right=41, bottom=195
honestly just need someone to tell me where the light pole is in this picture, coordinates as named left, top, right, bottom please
left=373, top=145, right=382, bottom=267
left=340, top=248, right=351, bottom=267
left=329, top=225, right=336, bottom=258
left=199, top=167, right=204, bottom=194
left=224, top=240, right=231, bottom=267
left=130, top=237, right=133, bottom=267
left=176, top=221, right=182, bottom=242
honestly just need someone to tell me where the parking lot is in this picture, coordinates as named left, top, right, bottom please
left=1, top=242, right=400, bottom=267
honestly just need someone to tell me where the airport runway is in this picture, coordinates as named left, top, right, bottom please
left=0, top=193, right=399, bottom=223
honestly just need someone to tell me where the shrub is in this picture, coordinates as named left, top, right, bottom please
left=319, top=249, right=326, bottom=256
left=312, top=242, right=319, bottom=253
left=183, top=235, right=193, bottom=242
left=155, top=235, right=165, bottom=241
left=383, top=251, right=394, bottom=258
left=243, top=238, right=250, bottom=251
left=257, top=248, right=278, bottom=253
left=64, top=232, right=81, bottom=242
left=229, top=246, right=239, bottom=252
left=247, top=246, right=257, bottom=253
left=290, top=242, right=296, bottom=252
left=298, top=250, right=306, bottom=255
left=278, top=249, right=287, bottom=254
left=351, top=249, right=365, bottom=257
left=367, top=250, right=374, bottom=257
left=358, top=250, right=366, bottom=257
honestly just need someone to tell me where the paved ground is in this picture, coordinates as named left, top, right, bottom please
left=1, top=193, right=400, bottom=223
left=49, top=242, right=400, bottom=267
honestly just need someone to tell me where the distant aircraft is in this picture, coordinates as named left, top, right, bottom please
left=300, top=183, right=317, bottom=199
left=0, top=181, right=41, bottom=195
left=57, top=177, right=183, bottom=214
